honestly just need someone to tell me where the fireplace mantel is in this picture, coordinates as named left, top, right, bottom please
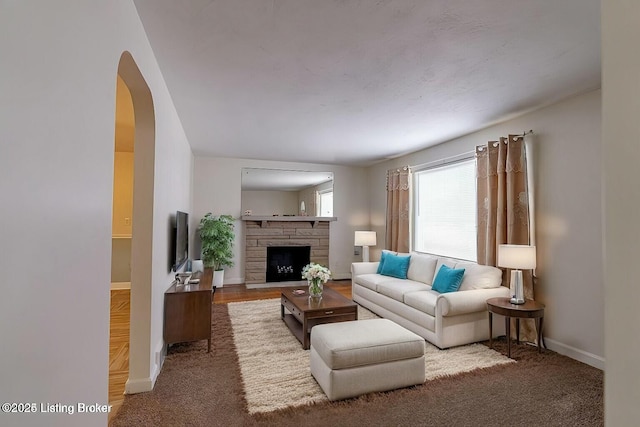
left=241, top=215, right=336, bottom=228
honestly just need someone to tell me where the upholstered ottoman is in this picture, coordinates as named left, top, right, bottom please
left=310, top=318, right=426, bottom=401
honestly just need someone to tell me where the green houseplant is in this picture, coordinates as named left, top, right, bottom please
left=199, top=213, right=235, bottom=287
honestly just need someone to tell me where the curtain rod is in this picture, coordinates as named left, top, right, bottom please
left=476, top=130, right=535, bottom=151
left=412, top=130, right=535, bottom=169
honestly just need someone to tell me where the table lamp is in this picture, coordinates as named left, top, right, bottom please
left=354, top=231, right=377, bottom=262
left=497, top=244, right=536, bottom=304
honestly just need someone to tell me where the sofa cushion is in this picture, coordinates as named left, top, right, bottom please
left=407, top=252, right=438, bottom=285
left=355, top=273, right=393, bottom=292
left=454, top=262, right=502, bottom=290
left=435, top=257, right=458, bottom=275
left=379, top=253, right=411, bottom=279
left=376, top=280, right=431, bottom=302
left=403, top=290, right=438, bottom=316
left=431, top=265, right=465, bottom=293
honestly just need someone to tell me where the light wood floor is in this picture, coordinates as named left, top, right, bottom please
left=108, top=289, right=130, bottom=422
left=213, top=280, right=352, bottom=303
left=107, top=280, right=351, bottom=421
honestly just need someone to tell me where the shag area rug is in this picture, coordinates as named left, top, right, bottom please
left=228, top=298, right=514, bottom=414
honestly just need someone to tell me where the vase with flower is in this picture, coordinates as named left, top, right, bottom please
left=301, top=262, right=331, bottom=299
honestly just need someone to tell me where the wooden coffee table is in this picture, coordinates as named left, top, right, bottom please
left=281, top=287, right=357, bottom=350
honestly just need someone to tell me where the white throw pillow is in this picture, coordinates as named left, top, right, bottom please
left=454, top=262, right=502, bottom=290
left=407, top=252, right=438, bottom=285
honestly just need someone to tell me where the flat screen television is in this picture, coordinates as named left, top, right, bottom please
left=172, top=211, right=189, bottom=272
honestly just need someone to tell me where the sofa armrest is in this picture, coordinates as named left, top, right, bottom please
left=351, top=262, right=379, bottom=277
left=437, top=286, right=510, bottom=317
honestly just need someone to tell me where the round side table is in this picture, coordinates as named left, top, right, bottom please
left=486, top=297, right=545, bottom=358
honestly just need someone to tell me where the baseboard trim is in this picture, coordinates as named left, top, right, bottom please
left=125, top=376, right=155, bottom=394
left=544, top=338, right=604, bottom=370
left=153, top=341, right=166, bottom=383
left=150, top=363, right=161, bottom=388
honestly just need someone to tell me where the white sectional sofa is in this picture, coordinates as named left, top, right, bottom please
left=351, top=251, right=510, bottom=349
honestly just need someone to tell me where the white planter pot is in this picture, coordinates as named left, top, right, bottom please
left=213, top=269, right=225, bottom=288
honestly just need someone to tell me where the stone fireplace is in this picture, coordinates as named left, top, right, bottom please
left=243, top=217, right=332, bottom=285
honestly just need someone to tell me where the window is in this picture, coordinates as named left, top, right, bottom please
left=317, top=189, right=333, bottom=217
left=413, top=158, right=477, bottom=261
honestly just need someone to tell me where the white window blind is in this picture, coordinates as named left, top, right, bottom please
left=413, top=159, right=477, bottom=261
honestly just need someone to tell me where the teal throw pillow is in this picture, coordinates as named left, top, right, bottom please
left=379, top=254, right=411, bottom=279
left=431, top=265, right=465, bottom=293
left=376, top=250, right=392, bottom=274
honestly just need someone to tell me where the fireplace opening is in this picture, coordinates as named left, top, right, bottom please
left=266, top=246, right=311, bottom=282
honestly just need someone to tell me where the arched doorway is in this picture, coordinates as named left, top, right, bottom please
left=108, top=73, right=135, bottom=416
left=109, top=52, right=156, bottom=415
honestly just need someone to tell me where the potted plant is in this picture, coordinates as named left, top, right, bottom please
left=199, top=213, right=235, bottom=288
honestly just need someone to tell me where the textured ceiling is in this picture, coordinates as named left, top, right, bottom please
left=134, top=0, right=600, bottom=166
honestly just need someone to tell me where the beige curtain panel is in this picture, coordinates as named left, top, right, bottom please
left=477, top=135, right=536, bottom=342
left=385, top=166, right=411, bottom=253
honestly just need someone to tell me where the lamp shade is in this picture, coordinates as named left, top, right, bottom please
left=354, top=231, right=377, bottom=247
left=497, top=244, right=537, bottom=269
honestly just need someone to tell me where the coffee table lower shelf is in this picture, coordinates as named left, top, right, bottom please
left=282, top=313, right=305, bottom=345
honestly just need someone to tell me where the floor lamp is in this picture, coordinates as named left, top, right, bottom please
left=355, top=231, right=377, bottom=262
left=497, top=244, right=537, bottom=304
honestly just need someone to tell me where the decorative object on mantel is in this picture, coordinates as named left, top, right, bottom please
left=354, top=231, right=377, bottom=262
left=199, top=213, right=235, bottom=288
left=302, top=262, right=331, bottom=299
left=244, top=209, right=252, bottom=216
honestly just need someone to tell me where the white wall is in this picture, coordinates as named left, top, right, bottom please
left=602, top=1, right=640, bottom=424
left=0, top=2, right=193, bottom=426
left=112, top=152, right=134, bottom=283
left=112, top=152, right=134, bottom=237
left=194, top=157, right=369, bottom=281
left=111, top=237, right=132, bottom=282
left=368, top=90, right=603, bottom=368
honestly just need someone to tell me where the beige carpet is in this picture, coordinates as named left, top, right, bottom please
left=228, top=298, right=514, bottom=414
